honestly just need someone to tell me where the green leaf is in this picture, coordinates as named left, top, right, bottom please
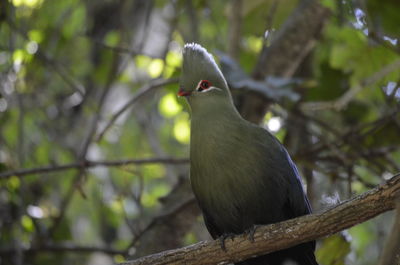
left=21, top=215, right=34, bottom=232
left=307, top=62, right=350, bottom=101
left=159, top=92, right=182, bottom=118
left=62, top=3, right=86, bottom=38
left=316, top=234, right=351, bottom=265
left=367, top=0, right=400, bottom=37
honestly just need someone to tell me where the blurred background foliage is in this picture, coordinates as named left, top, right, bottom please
left=0, top=0, right=399, bottom=264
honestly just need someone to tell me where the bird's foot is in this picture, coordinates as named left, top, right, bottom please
left=218, top=233, right=236, bottom=252
left=244, top=225, right=260, bottom=243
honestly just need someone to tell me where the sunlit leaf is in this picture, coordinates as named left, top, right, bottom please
left=142, top=184, right=170, bottom=207
left=174, top=113, right=190, bottom=144
left=148, top=59, right=164, bottom=78
left=7, top=176, right=21, bottom=191
left=28, top=30, right=44, bottom=43
left=12, top=0, right=43, bottom=8
left=183, top=232, right=197, bottom=245
left=166, top=50, right=182, bottom=68
left=105, top=31, right=120, bottom=46
left=21, top=215, right=34, bottom=232
left=316, top=234, right=351, bottom=265
left=114, top=255, right=126, bottom=264
left=245, top=35, right=263, bottom=53
left=62, top=3, right=86, bottom=38
left=159, top=92, right=182, bottom=118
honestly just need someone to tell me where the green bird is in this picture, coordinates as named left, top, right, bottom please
left=178, top=43, right=318, bottom=265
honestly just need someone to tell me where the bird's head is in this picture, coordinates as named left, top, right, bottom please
left=178, top=43, right=231, bottom=103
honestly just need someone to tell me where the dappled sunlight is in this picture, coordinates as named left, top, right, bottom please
left=158, top=92, right=182, bottom=118
left=173, top=113, right=190, bottom=144
left=12, top=0, right=43, bottom=8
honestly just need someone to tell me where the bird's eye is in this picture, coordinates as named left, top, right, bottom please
left=197, top=80, right=212, bottom=92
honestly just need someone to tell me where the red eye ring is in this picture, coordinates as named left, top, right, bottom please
left=197, top=80, right=212, bottom=92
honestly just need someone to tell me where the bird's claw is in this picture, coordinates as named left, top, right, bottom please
left=244, top=225, right=259, bottom=243
left=218, top=233, right=236, bottom=252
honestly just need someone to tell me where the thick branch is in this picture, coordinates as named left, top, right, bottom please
left=239, top=0, right=330, bottom=124
left=253, top=1, right=330, bottom=79
left=121, top=173, right=400, bottom=265
left=0, top=158, right=189, bottom=179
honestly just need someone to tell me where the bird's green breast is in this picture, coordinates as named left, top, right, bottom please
left=189, top=111, right=287, bottom=233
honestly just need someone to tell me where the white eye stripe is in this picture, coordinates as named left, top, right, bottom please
left=199, top=86, right=222, bottom=93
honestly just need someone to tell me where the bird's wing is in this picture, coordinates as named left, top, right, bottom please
left=281, top=146, right=313, bottom=216
left=200, top=206, right=222, bottom=239
left=253, top=125, right=312, bottom=219
left=279, top=144, right=317, bottom=253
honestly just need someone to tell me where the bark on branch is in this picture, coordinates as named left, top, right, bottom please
left=121, top=173, right=400, bottom=265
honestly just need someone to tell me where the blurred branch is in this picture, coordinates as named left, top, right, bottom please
left=127, top=178, right=200, bottom=258
left=92, top=38, right=160, bottom=58
left=121, top=173, right=400, bottom=265
left=378, top=191, right=400, bottom=265
left=0, top=243, right=125, bottom=256
left=95, top=78, right=179, bottom=142
left=79, top=47, right=121, bottom=157
left=301, top=59, right=400, bottom=111
left=239, top=0, right=330, bottom=124
left=0, top=158, right=189, bottom=179
left=297, top=108, right=400, bottom=168
left=47, top=170, right=83, bottom=238
left=184, top=0, right=199, bottom=43
left=227, top=0, right=242, bottom=59
left=264, top=0, right=279, bottom=41
left=253, top=1, right=330, bottom=79
left=48, top=47, right=123, bottom=236
left=370, top=35, right=400, bottom=55
left=129, top=196, right=195, bottom=249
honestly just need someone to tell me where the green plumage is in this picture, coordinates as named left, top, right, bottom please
left=180, top=43, right=317, bottom=265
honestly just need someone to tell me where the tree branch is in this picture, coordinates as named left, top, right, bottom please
left=300, top=59, right=400, bottom=111
left=227, top=0, right=242, bottom=59
left=378, top=190, right=400, bottom=265
left=0, top=158, right=189, bottom=179
left=120, top=173, right=400, bottom=265
left=239, top=0, right=330, bottom=124
left=253, top=1, right=330, bottom=79
left=0, top=243, right=125, bottom=256
left=95, top=78, right=179, bottom=142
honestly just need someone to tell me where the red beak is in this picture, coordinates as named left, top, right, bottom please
left=178, top=88, right=191, bottom=97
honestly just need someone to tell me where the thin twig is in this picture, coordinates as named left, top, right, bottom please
left=95, top=78, right=179, bottom=142
left=368, top=31, right=400, bottom=55
left=263, top=0, right=279, bottom=47
left=0, top=158, right=189, bottom=179
left=128, top=197, right=196, bottom=249
left=49, top=49, right=124, bottom=236
left=92, top=39, right=159, bottom=58
left=301, top=59, right=400, bottom=111
left=0, top=243, right=125, bottom=256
